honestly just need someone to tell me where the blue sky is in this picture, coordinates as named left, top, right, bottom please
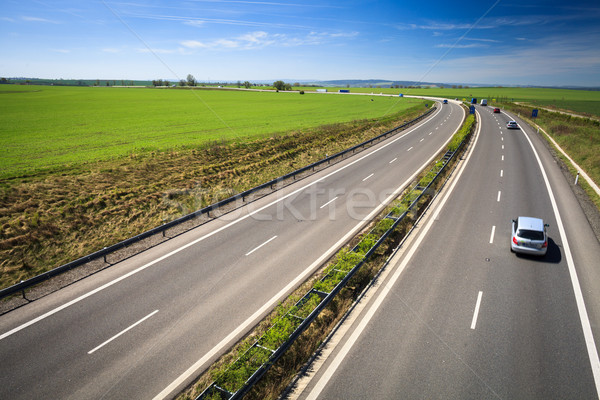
left=2, top=0, right=599, bottom=86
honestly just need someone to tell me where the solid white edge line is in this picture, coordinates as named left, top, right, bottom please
left=362, top=173, right=374, bottom=182
left=471, top=291, right=483, bottom=330
left=489, top=225, right=496, bottom=244
left=245, top=236, right=277, bottom=256
left=153, top=105, right=465, bottom=400
left=0, top=105, right=447, bottom=343
left=88, top=310, right=159, bottom=355
left=519, top=122, right=600, bottom=397
left=319, top=196, right=338, bottom=209
left=304, top=108, right=479, bottom=400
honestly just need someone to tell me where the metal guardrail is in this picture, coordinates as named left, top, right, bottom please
left=0, top=106, right=436, bottom=302
left=195, top=115, right=474, bottom=400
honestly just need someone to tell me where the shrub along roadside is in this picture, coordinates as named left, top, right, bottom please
left=178, top=111, right=476, bottom=400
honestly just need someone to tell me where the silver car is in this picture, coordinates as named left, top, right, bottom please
left=511, top=216, right=549, bottom=256
left=507, top=121, right=519, bottom=129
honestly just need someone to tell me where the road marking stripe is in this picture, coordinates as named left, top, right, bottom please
left=407, top=147, right=413, bottom=152
left=88, top=310, right=159, bottom=355
left=429, top=132, right=433, bottom=135
left=497, top=191, right=501, bottom=202
left=471, top=292, right=483, bottom=330
left=245, top=236, right=277, bottom=256
left=389, top=157, right=397, bottom=164
left=420, top=138, right=425, bottom=142
left=500, top=169, right=503, bottom=177
left=501, top=155, right=504, bottom=161
left=362, top=173, right=374, bottom=182
left=319, top=196, right=338, bottom=209
left=489, top=226, right=496, bottom=244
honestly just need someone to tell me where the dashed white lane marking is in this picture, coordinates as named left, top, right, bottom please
left=88, top=310, right=159, bottom=355
left=471, top=292, right=483, bottom=330
left=320, top=197, right=338, bottom=209
left=245, top=235, right=277, bottom=256
left=362, top=173, right=374, bottom=182
left=489, top=226, right=496, bottom=244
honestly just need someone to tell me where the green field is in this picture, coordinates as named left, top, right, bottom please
left=0, top=85, right=422, bottom=179
left=300, top=86, right=600, bottom=117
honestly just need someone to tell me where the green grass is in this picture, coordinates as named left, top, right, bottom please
left=502, top=102, right=600, bottom=209
left=524, top=99, right=600, bottom=117
left=300, top=86, right=600, bottom=117
left=0, top=85, right=421, bottom=179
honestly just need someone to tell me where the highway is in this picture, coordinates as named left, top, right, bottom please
left=292, top=105, right=600, bottom=399
left=0, top=100, right=464, bottom=399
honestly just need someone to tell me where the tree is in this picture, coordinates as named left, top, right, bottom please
left=273, top=80, right=286, bottom=91
left=186, top=74, right=196, bottom=86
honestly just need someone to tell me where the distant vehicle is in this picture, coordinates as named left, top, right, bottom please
left=493, top=107, right=501, bottom=113
left=511, top=217, right=549, bottom=256
left=480, top=99, right=487, bottom=106
left=443, top=99, right=448, bottom=104
left=471, top=98, right=477, bottom=104
left=507, top=121, right=519, bottom=129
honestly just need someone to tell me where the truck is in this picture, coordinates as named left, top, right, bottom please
left=480, top=99, right=488, bottom=106
left=471, top=98, right=477, bottom=104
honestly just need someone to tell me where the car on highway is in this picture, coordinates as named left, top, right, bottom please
left=493, top=107, right=501, bottom=113
left=511, top=216, right=549, bottom=256
left=507, top=121, right=519, bottom=129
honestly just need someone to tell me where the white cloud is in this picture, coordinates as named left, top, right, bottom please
left=435, top=39, right=600, bottom=85
left=183, top=20, right=205, bottom=27
left=179, top=29, right=349, bottom=51
left=21, top=16, right=60, bottom=24
left=435, top=43, right=485, bottom=49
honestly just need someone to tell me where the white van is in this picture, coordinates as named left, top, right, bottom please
left=480, top=99, right=487, bottom=106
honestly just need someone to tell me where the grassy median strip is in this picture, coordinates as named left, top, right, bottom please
left=178, top=112, right=475, bottom=400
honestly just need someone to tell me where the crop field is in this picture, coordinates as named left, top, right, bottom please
left=301, top=86, right=600, bottom=117
left=0, top=85, right=423, bottom=179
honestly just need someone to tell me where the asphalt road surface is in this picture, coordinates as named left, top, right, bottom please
left=292, top=106, right=600, bottom=399
left=0, top=100, right=465, bottom=399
